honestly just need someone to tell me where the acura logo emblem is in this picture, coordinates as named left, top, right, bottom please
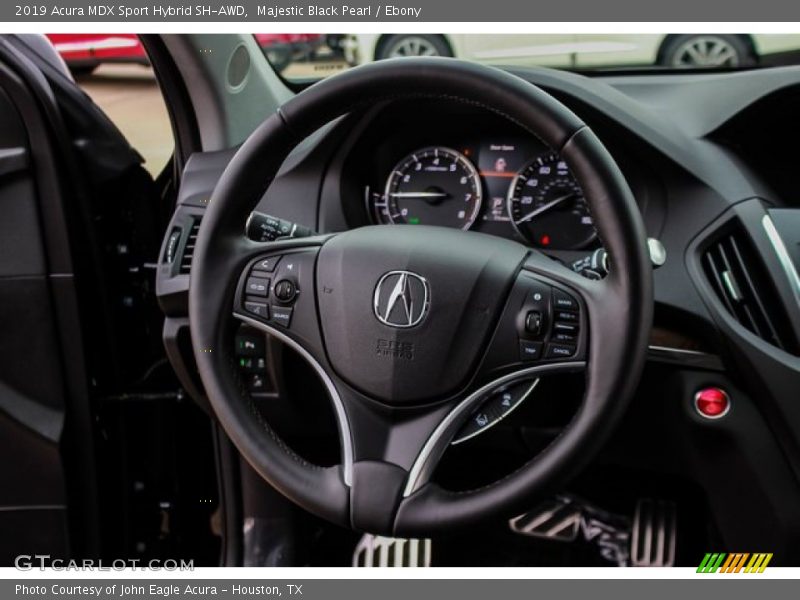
left=373, top=271, right=430, bottom=328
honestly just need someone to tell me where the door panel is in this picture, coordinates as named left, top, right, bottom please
left=0, top=44, right=91, bottom=564
left=460, top=34, right=577, bottom=67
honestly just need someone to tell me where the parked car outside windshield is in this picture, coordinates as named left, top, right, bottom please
left=260, top=33, right=800, bottom=83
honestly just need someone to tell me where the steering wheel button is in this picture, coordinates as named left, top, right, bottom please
left=553, top=321, right=578, bottom=334
left=236, top=333, right=265, bottom=356
left=526, top=281, right=551, bottom=310
left=555, top=310, right=579, bottom=322
left=244, top=301, right=269, bottom=319
left=552, top=332, right=577, bottom=344
left=247, top=373, right=267, bottom=392
left=486, top=382, right=532, bottom=417
left=246, top=277, right=270, bottom=297
left=525, top=311, right=543, bottom=335
left=254, top=255, right=281, bottom=272
left=274, top=279, right=298, bottom=303
left=546, top=343, right=577, bottom=359
left=519, top=340, right=543, bottom=361
left=271, top=306, right=293, bottom=328
left=552, top=288, right=578, bottom=310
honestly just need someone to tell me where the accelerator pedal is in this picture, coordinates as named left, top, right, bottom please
left=630, top=498, right=676, bottom=567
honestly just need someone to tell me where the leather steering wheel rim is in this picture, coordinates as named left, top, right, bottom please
left=189, top=57, right=653, bottom=536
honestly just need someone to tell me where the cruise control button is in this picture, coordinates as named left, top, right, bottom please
left=244, top=301, right=269, bottom=319
left=552, top=332, right=577, bottom=344
left=552, top=288, right=578, bottom=311
left=254, top=255, right=281, bottom=272
left=271, top=306, right=293, bottom=328
left=553, top=321, right=578, bottom=334
left=555, top=310, right=579, bottom=322
left=519, top=340, right=543, bottom=361
left=546, top=343, right=576, bottom=359
left=246, top=277, right=270, bottom=297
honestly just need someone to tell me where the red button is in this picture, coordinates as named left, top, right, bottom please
left=694, top=388, right=730, bottom=419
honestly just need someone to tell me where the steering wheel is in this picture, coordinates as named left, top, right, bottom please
left=189, top=58, right=652, bottom=536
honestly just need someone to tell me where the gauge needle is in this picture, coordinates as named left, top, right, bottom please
left=514, top=193, right=576, bottom=225
left=389, top=192, right=449, bottom=199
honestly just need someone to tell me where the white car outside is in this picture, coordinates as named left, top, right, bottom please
left=343, top=34, right=800, bottom=69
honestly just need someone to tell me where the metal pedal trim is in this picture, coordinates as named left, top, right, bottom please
left=353, top=534, right=432, bottom=567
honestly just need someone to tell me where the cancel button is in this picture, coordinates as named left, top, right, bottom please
left=546, top=343, right=576, bottom=359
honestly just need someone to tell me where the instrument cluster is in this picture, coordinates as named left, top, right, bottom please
left=367, top=139, right=598, bottom=250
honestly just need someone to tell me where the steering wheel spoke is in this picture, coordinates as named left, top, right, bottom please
left=231, top=237, right=330, bottom=357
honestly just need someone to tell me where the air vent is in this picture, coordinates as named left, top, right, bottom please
left=702, top=222, right=796, bottom=353
left=179, top=219, right=201, bottom=275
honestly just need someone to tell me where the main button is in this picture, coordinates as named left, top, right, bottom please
left=552, top=288, right=578, bottom=311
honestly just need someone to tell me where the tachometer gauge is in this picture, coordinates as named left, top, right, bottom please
left=378, top=147, right=482, bottom=230
left=507, top=152, right=596, bottom=249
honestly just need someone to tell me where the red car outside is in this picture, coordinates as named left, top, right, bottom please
left=46, top=33, right=323, bottom=74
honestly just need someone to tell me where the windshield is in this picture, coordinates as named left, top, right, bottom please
left=257, top=33, right=800, bottom=83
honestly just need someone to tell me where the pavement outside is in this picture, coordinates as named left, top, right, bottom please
left=76, top=58, right=349, bottom=177
left=76, top=64, right=173, bottom=177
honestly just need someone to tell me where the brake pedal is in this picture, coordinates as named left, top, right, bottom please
left=353, top=535, right=432, bottom=567
left=630, top=498, right=676, bottom=567
left=510, top=494, right=631, bottom=566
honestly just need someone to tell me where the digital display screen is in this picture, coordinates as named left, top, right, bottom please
left=475, top=141, right=539, bottom=222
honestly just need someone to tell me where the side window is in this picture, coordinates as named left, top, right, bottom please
left=46, top=34, right=173, bottom=176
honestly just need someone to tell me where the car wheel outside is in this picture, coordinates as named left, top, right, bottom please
left=376, top=35, right=452, bottom=60
left=660, top=34, right=754, bottom=68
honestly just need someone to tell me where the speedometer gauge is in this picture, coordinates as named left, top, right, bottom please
left=507, top=152, right=596, bottom=249
left=379, top=147, right=482, bottom=230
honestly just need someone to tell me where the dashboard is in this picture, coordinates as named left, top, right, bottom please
left=330, top=99, right=666, bottom=266
left=156, top=65, right=800, bottom=392
left=337, top=101, right=634, bottom=255
left=154, top=63, right=800, bottom=560
left=367, top=139, right=595, bottom=250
